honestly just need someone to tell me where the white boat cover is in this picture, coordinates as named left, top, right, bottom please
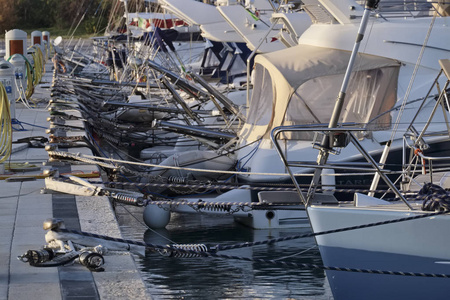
left=240, top=44, right=401, bottom=141
left=249, top=0, right=275, bottom=11
left=270, top=12, right=312, bottom=46
left=217, top=5, right=285, bottom=53
left=160, top=0, right=243, bottom=42
left=200, top=23, right=244, bottom=43
left=127, top=12, right=178, bottom=20
left=160, top=0, right=221, bottom=25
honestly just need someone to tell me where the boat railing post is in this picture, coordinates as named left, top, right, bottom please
left=271, top=126, right=308, bottom=205
left=349, top=132, right=413, bottom=209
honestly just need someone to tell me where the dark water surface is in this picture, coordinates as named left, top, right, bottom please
left=116, top=205, right=333, bottom=299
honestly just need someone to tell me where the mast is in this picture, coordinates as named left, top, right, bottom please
left=120, top=0, right=131, bottom=52
left=306, top=0, right=379, bottom=205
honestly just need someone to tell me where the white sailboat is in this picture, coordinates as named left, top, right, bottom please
left=271, top=0, right=450, bottom=298
left=48, top=0, right=450, bottom=232
left=304, top=59, right=450, bottom=300
left=134, top=0, right=450, bottom=230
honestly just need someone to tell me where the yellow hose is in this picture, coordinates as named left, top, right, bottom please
left=25, top=59, right=35, bottom=99
left=31, top=46, right=44, bottom=86
left=49, top=42, right=54, bottom=57
left=0, top=83, right=12, bottom=163
left=7, top=54, right=35, bottom=101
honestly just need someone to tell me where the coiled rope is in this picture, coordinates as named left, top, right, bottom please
left=420, top=183, right=450, bottom=212
left=0, top=83, right=12, bottom=163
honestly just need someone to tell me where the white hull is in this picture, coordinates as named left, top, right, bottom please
left=308, top=202, right=450, bottom=300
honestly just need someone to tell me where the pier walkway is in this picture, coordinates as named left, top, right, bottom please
left=1, top=61, right=150, bottom=299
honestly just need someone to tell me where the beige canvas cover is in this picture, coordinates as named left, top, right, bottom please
left=240, top=44, right=400, bottom=141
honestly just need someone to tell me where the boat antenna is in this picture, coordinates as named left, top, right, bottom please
left=306, top=0, right=379, bottom=204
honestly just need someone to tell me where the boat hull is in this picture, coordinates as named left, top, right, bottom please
left=318, top=246, right=450, bottom=300
left=307, top=205, right=450, bottom=300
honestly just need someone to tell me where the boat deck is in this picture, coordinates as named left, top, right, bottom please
left=1, top=61, right=149, bottom=299
left=316, top=199, right=435, bottom=212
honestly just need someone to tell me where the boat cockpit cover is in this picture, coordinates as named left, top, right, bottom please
left=241, top=44, right=400, bottom=141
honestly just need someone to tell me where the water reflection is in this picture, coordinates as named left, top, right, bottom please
left=135, top=213, right=329, bottom=299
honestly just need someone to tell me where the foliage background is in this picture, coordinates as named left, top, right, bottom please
left=0, top=0, right=114, bottom=37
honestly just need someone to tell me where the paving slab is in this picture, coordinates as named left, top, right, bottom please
left=1, top=54, right=150, bottom=300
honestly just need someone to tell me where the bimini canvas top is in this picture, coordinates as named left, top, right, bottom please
left=240, top=44, right=401, bottom=141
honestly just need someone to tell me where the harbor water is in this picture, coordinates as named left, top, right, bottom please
left=116, top=205, right=333, bottom=299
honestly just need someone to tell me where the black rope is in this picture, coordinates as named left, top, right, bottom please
left=59, top=209, right=448, bottom=253
left=56, top=224, right=450, bottom=278
left=202, top=252, right=450, bottom=279
left=100, top=180, right=398, bottom=195
left=97, top=180, right=450, bottom=203
left=216, top=210, right=448, bottom=251
left=420, top=183, right=450, bottom=212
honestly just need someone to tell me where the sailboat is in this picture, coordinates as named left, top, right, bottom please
left=272, top=0, right=450, bottom=298
left=47, top=0, right=450, bottom=232
left=149, top=0, right=450, bottom=229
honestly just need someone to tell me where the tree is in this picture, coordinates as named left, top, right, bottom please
left=0, top=0, right=17, bottom=33
left=1, top=0, right=114, bottom=36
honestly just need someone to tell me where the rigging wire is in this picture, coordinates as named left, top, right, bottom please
left=389, top=11, right=438, bottom=142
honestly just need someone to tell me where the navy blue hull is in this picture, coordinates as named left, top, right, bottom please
left=319, top=246, right=450, bottom=300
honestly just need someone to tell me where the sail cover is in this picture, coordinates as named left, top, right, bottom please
left=241, top=44, right=400, bottom=141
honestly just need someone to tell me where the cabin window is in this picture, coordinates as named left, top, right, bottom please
left=283, top=66, right=398, bottom=139
left=247, top=64, right=274, bottom=125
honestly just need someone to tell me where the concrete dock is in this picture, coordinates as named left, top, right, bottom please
left=1, top=60, right=150, bottom=299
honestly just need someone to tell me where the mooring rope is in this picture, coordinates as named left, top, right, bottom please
left=101, top=180, right=450, bottom=204
left=47, top=149, right=384, bottom=178
left=57, top=210, right=448, bottom=251
left=216, top=209, right=449, bottom=251
left=56, top=209, right=450, bottom=278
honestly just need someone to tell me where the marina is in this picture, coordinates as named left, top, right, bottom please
left=1, top=0, right=450, bottom=299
